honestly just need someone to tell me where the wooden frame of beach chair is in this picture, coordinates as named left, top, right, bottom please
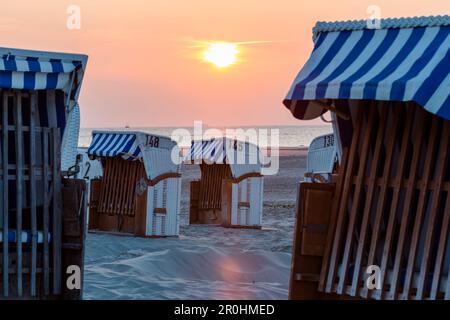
left=88, top=156, right=181, bottom=237
left=0, top=90, right=87, bottom=299
left=88, top=157, right=147, bottom=235
left=190, top=164, right=232, bottom=225
left=290, top=101, right=450, bottom=300
left=189, top=163, right=263, bottom=229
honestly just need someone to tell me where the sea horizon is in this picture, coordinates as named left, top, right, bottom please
left=79, top=124, right=333, bottom=149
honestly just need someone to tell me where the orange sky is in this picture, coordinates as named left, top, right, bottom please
left=1, top=0, right=449, bottom=127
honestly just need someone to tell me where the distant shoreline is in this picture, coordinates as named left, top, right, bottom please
left=78, top=126, right=332, bottom=151
left=78, top=146, right=309, bottom=157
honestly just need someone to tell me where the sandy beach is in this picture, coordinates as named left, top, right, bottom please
left=83, top=150, right=306, bottom=300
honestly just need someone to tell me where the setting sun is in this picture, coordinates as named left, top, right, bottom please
left=203, top=42, right=239, bottom=68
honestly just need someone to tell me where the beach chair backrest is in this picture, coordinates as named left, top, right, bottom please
left=96, top=157, right=145, bottom=216
left=305, top=133, right=337, bottom=182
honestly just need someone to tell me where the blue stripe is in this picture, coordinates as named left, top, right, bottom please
left=413, top=49, right=450, bottom=108
left=23, top=72, right=36, bottom=89
left=0, top=56, right=80, bottom=90
left=112, top=135, right=132, bottom=156
left=87, top=134, right=103, bottom=154
left=93, top=134, right=112, bottom=155
left=88, top=133, right=140, bottom=159
left=102, top=134, right=120, bottom=156
left=131, top=146, right=141, bottom=158
left=3, top=56, right=17, bottom=71
left=285, top=25, right=450, bottom=121
left=0, top=70, right=12, bottom=88
left=121, top=135, right=136, bottom=154
left=3, top=230, right=52, bottom=243
left=315, top=29, right=376, bottom=98
left=189, top=142, right=194, bottom=157
left=362, top=27, right=427, bottom=99
left=26, top=57, right=41, bottom=72
left=312, top=32, right=327, bottom=52
left=390, top=27, right=449, bottom=100
left=46, top=73, right=58, bottom=89
left=98, top=134, right=116, bottom=156
left=436, top=94, right=450, bottom=119
left=105, top=135, right=124, bottom=156
left=292, top=30, right=353, bottom=100
left=89, top=134, right=110, bottom=154
left=338, top=28, right=400, bottom=99
left=50, top=59, right=64, bottom=73
left=1, top=56, right=79, bottom=72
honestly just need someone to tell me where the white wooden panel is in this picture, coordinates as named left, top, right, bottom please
left=165, top=177, right=181, bottom=236
left=176, top=176, right=182, bottom=231
left=153, top=214, right=164, bottom=235
left=230, top=183, right=239, bottom=225
left=145, top=186, right=155, bottom=236
left=305, top=133, right=337, bottom=183
left=238, top=179, right=249, bottom=225
left=61, top=104, right=80, bottom=171
left=145, top=177, right=180, bottom=237
left=249, top=177, right=263, bottom=226
left=230, top=177, right=263, bottom=227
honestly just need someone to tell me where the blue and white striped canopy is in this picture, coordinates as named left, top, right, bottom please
left=87, top=131, right=141, bottom=160
left=185, top=138, right=262, bottom=164
left=284, top=16, right=450, bottom=120
left=88, top=130, right=180, bottom=181
left=0, top=48, right=88, bottom=152
left=185, top=138, right=263, bottom=178
left=0, top=50, right=84, bottom=91
left=186, top=138, right=227, bottom=163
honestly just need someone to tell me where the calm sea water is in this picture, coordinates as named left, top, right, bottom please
left=78, top=125, right=332, bottom=149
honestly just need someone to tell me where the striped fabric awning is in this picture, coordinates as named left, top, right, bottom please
left=0, top=48, right=88, bottom=172
left=284, top=16, right=450, bottom=120
left=87, top=130, right=180, bottom=181
left=185, top=138, right=263, bottom=178
left=87, top=131, right=141, bottom=160
left=186, top=138, right=227, bottom=164
left=0, top=55, right=81, bottom=90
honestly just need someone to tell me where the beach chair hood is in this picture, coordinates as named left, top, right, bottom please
left=283, top=15, right=450, bottom=120
left=0, top=47, right=87, bottom=119
left=0, top=47, right=88, bottom=171
left=87, top=130, right=180, bottom=183
left=184, top=137, right=263, bottom=180
left=0, top=47, right=87, bottom=94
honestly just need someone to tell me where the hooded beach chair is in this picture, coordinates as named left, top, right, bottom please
left=283, top=15, right=450, bottom=300
left=185, top=137, right=264, bottom=229
left=0, top=47, right=88, bottom=299
left=87, top=130, right=182, bottom=237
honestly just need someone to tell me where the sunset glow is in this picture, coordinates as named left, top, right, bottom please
left=203, top=42, right=239, bottom=68
left=3, top=0, right=447, bottom=127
